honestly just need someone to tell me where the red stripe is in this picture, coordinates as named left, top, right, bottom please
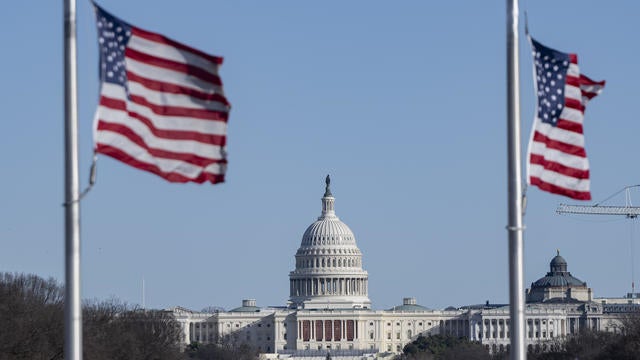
left=532, top=131, right=586, bottom=157
left=100, top=96, right=226, bottom=146
left=127, top=71, right=230, bottom=106
left=129, top=94, right=228, bottom=121
left=131, top=27, right=223, bottom=65
left=555, top=119, right=583, bottom=134
left=126, top=47, right=222, bottom=86
left=565, top=75, right=580, bottom=88
left=529, top=154, right=590, bottom=179
left=96, top=144, right=225, bottom=184
left=580, top=74, right=605, bottom=87
left=530, top=176, right=590, bottom=200
left=569, top=53, right=578, bottom=64
left=564, top=97, right=585, bottom=112
left=97, top=121, right=227, bottom=167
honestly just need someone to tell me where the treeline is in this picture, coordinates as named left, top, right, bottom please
left=0, top=272, right=257, bottom=360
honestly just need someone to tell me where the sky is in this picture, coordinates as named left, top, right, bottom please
left=2, top=1, right=640, bottom=312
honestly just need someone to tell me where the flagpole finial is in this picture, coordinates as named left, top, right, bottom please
left=324, top=175, right=332, bottom=197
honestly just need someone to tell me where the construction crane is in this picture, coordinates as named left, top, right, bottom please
left=556, top=185, right=640, bottom=218
left=556, top=185, right=640, bottom=296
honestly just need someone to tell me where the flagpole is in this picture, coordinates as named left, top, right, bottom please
left=506, top=0, right=526, bottom=359
left=64, top=0, right=83, bottom=359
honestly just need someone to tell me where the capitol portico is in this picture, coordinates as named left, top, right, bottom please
left=171, top=176, right=640, bottom=359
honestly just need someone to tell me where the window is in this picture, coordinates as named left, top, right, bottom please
left=369, top=332, right=374, bottom=339
left=387, top=332, right=391, bottom=339
left=396, top=332, right=401, bottom=340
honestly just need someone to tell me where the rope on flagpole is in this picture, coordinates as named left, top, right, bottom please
left=63, top=153, right=97, bottom=207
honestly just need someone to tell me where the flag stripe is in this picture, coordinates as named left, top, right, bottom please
left=127, top=81, right=229, bottom=114
left=531, top=131, right=586, bottom=157
left=532, top=122, right=585, bottom=148
left=99, top=95, right=227, bottom=136
left=127, top=71, right=230, bottom=105
left=530, top=176, right=591, bottom=200
left=530, top=168, right=590, bottom=192
left=529, top=154, right=590, bottom=179
left=126, top=47, right=221, bottom=86
left=126, top=58, right=223, bottom=95
left=97, top=144, right=225, bottom=184
left=128, top=33, right=222, bottom=78
left=131, top=27, right=223, bottom=65
left=97, top=122, right=225, bottom=167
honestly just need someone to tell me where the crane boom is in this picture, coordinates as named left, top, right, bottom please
left=557, top=204, right=640, bottom=218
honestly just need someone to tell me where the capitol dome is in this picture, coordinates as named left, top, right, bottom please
left=288, top=176, right=371, bottom=310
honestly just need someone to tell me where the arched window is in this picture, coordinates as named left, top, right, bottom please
left=332, top=259, right=336, bottom=267
left=322, top=258, right=325, bottom=267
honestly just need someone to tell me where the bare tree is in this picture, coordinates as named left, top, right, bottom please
left=0, top=273, right=64, bottom=360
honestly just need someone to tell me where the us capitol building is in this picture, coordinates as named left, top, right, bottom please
left=170, top=176, right=640, bottom=359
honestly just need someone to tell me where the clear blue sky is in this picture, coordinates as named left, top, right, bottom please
left=2, top=1, right=640, bottom=312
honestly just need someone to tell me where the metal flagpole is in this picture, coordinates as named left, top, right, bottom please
left=64, top=0, right=83, bottom=359
left=506, top=0, right=526, bottom=359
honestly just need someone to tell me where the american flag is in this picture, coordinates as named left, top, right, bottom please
left=527, top=37, right=605, bottom=200
left=93, top=4, right=230, bottom=184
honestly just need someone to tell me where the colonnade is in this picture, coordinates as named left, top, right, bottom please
left=297, top=319, right=357, bottom=341
left=290, top=277, right=368, bottom=297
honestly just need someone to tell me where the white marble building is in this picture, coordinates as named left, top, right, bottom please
left=170, top=177, right=640, bottom=358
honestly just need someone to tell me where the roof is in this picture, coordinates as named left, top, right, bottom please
left=531, top=272, right=586, bottom=288
left=228, top=305, right=261, bottom=313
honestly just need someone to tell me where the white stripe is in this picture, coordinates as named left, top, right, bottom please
left=557, top=107, right=584, bottom=124
left=567, top=63, right=580, bottom=77
left=128, top=34, right=219, bottom=77
left=96, top=131, right=225, bottom=179
left=127, top=81, right=229, bottom=113
left=126, top=58, right=222, bottom=94
left=533, top=119, right=585, bottom=147
left=580, top=83, right=604, bottom=94
left=529, top=164, right=590, bottom=191
left=564, top=83, right=581, bottom=101
left=100, top=84, right=227, bottom=135
left=97, top=105, right=225, bottom=160
left=529, top=141, right=588, bottom=170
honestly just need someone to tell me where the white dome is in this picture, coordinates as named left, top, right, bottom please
left=288, top=176, right=370, bottom=310
left=301, top=218, right=357, bottom=247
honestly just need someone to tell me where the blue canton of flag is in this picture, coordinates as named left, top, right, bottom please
left=96, top=9, right=132, bottom=88
left=531, top=38, right=570, bottom=126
